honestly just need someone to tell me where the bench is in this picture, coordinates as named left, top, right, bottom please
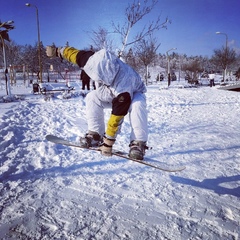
left=33, top=82, right=74, bottom=94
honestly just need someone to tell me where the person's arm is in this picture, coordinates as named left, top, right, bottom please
left=106, top=92, right=131, bottom=139
left=46, top=46, right=94, bottom=68
left=100, top=92, right=131, bottom=156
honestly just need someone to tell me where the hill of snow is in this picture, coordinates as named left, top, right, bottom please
left=0, top=82, right=239, bottom=239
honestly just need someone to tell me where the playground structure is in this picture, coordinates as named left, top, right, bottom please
left=0, top=65, right=80, bottom=86
left=0, top=65, right=29, bottom=87
left=46, top=68, right=80, bottom=85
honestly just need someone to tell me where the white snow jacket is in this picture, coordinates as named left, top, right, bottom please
left=83, top=49, right=146, bottom=98
left=61, top=47, right=147, bottom=139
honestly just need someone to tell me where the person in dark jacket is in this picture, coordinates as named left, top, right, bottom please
left=81, top=70, right=90, bottom=90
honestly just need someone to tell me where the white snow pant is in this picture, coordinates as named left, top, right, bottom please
left=85, top=90, right=148, bottom=142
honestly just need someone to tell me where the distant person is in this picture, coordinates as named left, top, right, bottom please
left=209, top=72, right=215, bottom=87
left=80, top=70, right=90, bottom=90
left=160, top=73, right=164, bottom=81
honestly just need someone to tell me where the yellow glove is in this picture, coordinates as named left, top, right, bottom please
left=99, top=136, right=115, bottom=156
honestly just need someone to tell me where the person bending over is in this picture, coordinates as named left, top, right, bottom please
left=46, top=46, right=148, bottom=160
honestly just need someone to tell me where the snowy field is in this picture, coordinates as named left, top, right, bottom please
left=0, top=81, right=240, bottom=239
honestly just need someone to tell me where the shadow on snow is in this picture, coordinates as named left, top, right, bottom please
left=170, top=174, right=240, bottom=198
left=0, top=158, right=130, bottom=184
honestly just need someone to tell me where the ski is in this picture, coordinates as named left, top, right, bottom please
left=45, top=135, right=186, bottom=172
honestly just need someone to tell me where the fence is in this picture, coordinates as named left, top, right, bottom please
left=0, top=66, right=81, bottom=86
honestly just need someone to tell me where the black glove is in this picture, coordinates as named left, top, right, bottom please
left=99, top=136, right=115, bottom=156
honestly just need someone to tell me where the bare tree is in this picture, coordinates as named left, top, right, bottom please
left=20, top=44, right=38, bottom=75
left=235, top=67, right=240, bottom=80
left=125, top=48, right=139, bottom=70
left=211, top=46, right=236, bottom=80
left=135, top=36, right=160, bottom=84
left=90, top=26, right=114, bottom=51
left=182, top=60, right=203, bottom=85
left=113, top=0, right=169, bottom=57
left=0, top=40, right=21, bottom=67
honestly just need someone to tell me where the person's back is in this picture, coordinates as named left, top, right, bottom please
left=83, top=49, right=146, bottom=98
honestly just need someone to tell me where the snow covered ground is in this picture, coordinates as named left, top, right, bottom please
left=0, top=81, right=239, bottom=239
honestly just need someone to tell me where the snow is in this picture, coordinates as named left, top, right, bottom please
left=0, top=81, right=240, bottom=239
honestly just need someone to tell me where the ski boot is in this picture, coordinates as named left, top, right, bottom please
left=80, top=131, right=102, bottom=148
left=129, top=140, right=148, bottom=160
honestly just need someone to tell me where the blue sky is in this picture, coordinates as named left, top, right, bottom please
left=1, top=0, right=240, bottom=57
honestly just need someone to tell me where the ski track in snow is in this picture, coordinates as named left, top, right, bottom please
left=0, top=85, right=240, bottom=239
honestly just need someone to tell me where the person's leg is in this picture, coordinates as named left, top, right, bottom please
left=87, top=79, right=90, bottom=90
left=129, top=92, right=148, bottom=142
left=85, top=87, right=112, bottom=136
left=92, top=81, right=96, bottom=90
left=80, top=90, right=111, bottom=147
left=82, top=80, right=85, bottom=90
left=128, top=92, right=148, bottom=160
